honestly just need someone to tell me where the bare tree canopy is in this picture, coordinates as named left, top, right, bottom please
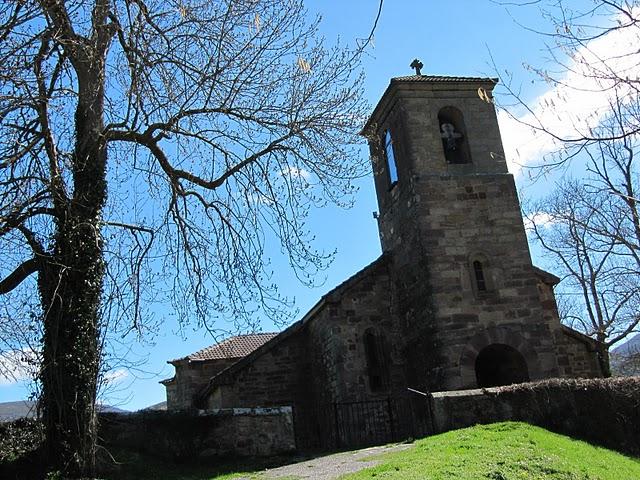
left=0, top=0, right=373, bottom=475
left=495, top=0, right=640, bottom=168
left=526, top=177, right=640, bottom=375
left=611, top=335, right=640, bottom=376
left=499, top=1, right=640, bottom=375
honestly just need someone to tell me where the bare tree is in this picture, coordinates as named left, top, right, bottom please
left=0, top=0, right=375, bottom=476
left=494, top=0, right=640, bottom=164
left=0, top=284, right=41, bottom=387
left=527, top=176, right=640, bottom=376
left=611, top=341, right=640, bottom=376
left=523, top=82, right=640, bottom=374
left=493, top=1, right=640, bottom=375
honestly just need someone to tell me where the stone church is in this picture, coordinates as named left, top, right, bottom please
left=163, top=71, right=602, bottom=447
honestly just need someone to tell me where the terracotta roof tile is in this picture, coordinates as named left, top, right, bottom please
left=186, top=333, right=278, bottom=361
left=391, top=74, right=498, bottom=83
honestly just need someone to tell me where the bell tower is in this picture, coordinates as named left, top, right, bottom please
left=363, top=71, right=510, bottom=253
left=363, top=66, right=560, bottom=391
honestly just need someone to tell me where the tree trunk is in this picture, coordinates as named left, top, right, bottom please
left=38, top=65, right=107, bottom=477
left=596, top=335, right=611, bottom=378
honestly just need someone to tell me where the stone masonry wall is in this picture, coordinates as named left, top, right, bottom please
left=306, top=258, right=406, bottom=405
left=376, top=171, right=563, bottom=392
left=208, top=258, right=410, bottom=449
left=208, top=330, right=307, bottom=410
left=399, top=89, right=507, bottom=177
left=415, top=174, right=561, bottom=389
left=554, top=329, right=602, bottom=378
left=537, top=279, right=602, bottom=378
left=100, top=407, right=295, bottom=460
left=302, top=258, right=415, bottom=449
left=368, top=81, right=562, bottom=392
left=167, top=358, right=236, bottom=410
left=370, top=84, right=507, bottom=227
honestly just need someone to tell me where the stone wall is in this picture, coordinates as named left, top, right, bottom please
left=384, top=171, right=563, bottom=391
left=554, top=327, right=602, bottom=377
left=429, top=377, right=640, bottom=455
left=100, top=406, right=295, bottom=460
left=207, top=328, right=307, bottom=410
left=421, top=175, right=561, bottom=389
left=368, top=80, right=508, bottom=220
left=306, top=257, right=406, bottom=404
left=166, top=358, right=236, bottom=410
left=367, top=80, right=565, bottom=393
left=206, top=258, right=409, bottom=449
left=538, top=277, right=602, bottom=378
left=302, top=258, right=409, bottom=448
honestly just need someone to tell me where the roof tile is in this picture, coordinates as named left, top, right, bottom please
left=186, top=333, right=278, bottom=361
left=391, top=74, right=498, bottom=83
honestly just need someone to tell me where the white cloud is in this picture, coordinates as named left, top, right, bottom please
left=102, top=368, right=129, bottom=385
left=0, top=349, right=39, bottom=386
left=498, top=7, right=640, bottom=175
left=0, top=351, right=130, bottom=387
left=523, top=211, right=556, bottom=232
left=247, top=191, right=275, bottom=206
left=279, top=166, right=311, bottom=180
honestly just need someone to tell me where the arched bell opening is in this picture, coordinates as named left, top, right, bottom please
left=438, top=106, right=472, bottom=164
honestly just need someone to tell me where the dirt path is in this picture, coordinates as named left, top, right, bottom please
left=237, top=443, right=412, bottom=480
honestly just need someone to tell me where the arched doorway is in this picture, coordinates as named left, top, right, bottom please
left=475, top=344, right=530, bottom=388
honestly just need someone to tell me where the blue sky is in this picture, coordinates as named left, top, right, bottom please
left=0, top=0, right=623, bottom=409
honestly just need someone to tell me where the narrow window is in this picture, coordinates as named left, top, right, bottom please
left=384, top=130, right=398, bottom=185
left=364, top=329, right=389, bottom=392
left=473, top=260, right=487, bottom=291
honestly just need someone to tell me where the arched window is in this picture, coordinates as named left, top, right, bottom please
left=383, top=130, right=398, bottom=186
left=438, top=107, right=471, bottom=164
left=469, top=253, right=493, bottom=294
left=473, top=260, right=487, bottom=292
left=364, top=328, right=389, bottom=392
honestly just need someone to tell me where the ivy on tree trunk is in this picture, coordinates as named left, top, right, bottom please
left=0, top=1, right=374, bottom=476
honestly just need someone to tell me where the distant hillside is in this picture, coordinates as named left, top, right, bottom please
left=0, top=401, right=128, bottom=422
left=0, top=401, right=37, bottom=422
left=143, top=401, right=167, bottom=411
left=611, top=335, right=640, bottom=376
left=612, top=335, right=640, bottom=356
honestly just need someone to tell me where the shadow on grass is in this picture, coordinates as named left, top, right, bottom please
left=0, top=447, right=323, bottom=480
left=99, top=447, right=329, bottom=480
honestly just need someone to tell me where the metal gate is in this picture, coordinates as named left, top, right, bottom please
left=333, top=395, right=432, bottom=449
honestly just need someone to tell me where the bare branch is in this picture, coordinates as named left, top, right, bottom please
left=0, top=0, right=374, bottom=472
left=0, top=258, right=39, bottom=295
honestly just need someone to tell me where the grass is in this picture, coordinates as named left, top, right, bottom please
left=98, top=422, right=639, bottom=479
left=343, top=422, right=640, bottom=480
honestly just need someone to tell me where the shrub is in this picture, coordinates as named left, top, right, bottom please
left=0, top=418, right=43, bottom=464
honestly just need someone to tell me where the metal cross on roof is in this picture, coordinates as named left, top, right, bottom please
left=410, top=58, right=424, bottom=76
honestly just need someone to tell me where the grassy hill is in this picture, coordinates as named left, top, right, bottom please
left=343, top=422, right=640, bottom=480
left=99, top=422, right=640, bottom=479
